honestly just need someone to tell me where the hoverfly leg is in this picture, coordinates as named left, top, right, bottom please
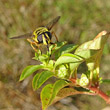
left=51, top=31, right=58, bottom=42
left=35, top=42, right=42, bottom=54
left=27, top=38, right=35, bottom=44
left=27, top=38, right=38, bottom=52
left=31, top=43, right=38, bottom=52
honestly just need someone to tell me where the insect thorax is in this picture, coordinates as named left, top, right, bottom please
left=32, top=27, right=52, bottom=45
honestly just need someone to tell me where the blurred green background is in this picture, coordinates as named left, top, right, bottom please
left=1, top=0, right=110, bottom=110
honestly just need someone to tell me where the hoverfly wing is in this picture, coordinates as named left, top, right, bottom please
left=46, top=16, right=60, bottom=31
left=10, top=32, right=33, bottom=39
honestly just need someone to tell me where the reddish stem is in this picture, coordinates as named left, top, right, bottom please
left=69, top=78, right=76, bottom=83
left=69, top=78, right=110, bottom=104
left=89, top=86, right=110, bottom=104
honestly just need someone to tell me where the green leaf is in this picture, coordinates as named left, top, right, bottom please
left=75, top=31, right=110, bottom=83
left=55, top=53, right=83, bottom=67
left=33, top=54, right=49, bottom=62
left=41, top=84, right=53, bottom=110
left=75, top=49, right=100, bottom=59
left=55, top=44, right=78, bottom=59
left=53, top=86, right=94, bottom=104
left=69, top=62, right=81, bottom=74
left=75, top=31, right=109, bottom=54
left=69, top=49, right=99, bottom=76
left=32, top=73, right=40, bottom=89
left=44, top=60, right=54, bottom=70
left=85, top=31, right=109, bottom=82
left=35, top=51, right=42, bottom=57
left=20, top=65, right=44, bottom=81
left=41, top=80, right=68, bottom=110
left=39, top=54, right=49, bottom=61
left=32, top=71, right=54, bottom=90
left=52, top=88, right=78, bottom=104
left=49, top=80, right=69, bottom=105
left=49, top=41, right=67, bottom=55
left=69, top=48, right=99, bottom=75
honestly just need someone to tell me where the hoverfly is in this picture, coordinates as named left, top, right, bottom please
left=10, top=16, right=60, bottom=52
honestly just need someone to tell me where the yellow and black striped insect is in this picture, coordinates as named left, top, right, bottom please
left=10, top=16, right=60, bottom=52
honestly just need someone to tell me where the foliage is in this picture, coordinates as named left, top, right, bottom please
left=1, top=0, right=110, bottom=109
left=20, top=30, right=110, bottom=110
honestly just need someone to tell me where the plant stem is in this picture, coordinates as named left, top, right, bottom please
left=70, top=78, right=110, bottom=104
left=89, top=86, right=110, bottom=104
